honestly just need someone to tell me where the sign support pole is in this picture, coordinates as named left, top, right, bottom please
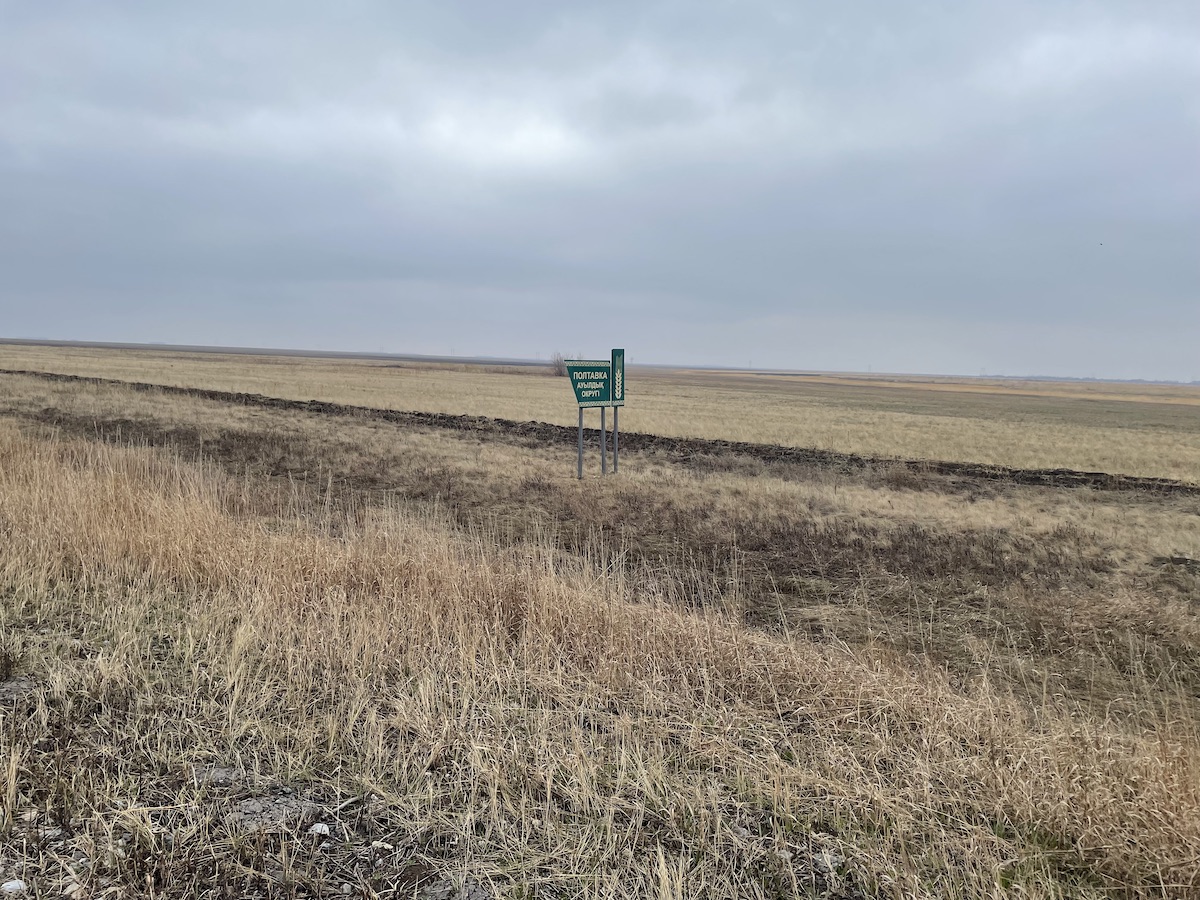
left=613, top=406, right=619, bottom=473
left=600, top=406, right=607, bottom=475
left=577, top=408, right=584, bottom=480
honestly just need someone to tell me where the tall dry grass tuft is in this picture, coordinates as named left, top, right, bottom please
left=1, top=421, right=1199, bottom=897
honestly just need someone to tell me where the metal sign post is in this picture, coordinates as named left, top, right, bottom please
left=577, top=407, right=584, bottom=479
left=611, top=348, right=623, bottom=473
left=565, top=350, right=625, bottom=479
left=613, top=405, right=619, bottom=473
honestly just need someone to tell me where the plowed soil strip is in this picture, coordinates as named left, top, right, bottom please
left=5, top=367, right=1198, bottom=496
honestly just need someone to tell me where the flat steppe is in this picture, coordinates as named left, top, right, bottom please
left=3, top=340, right=1198, bottom=481
left=1, top=343, right=1198, bottom=899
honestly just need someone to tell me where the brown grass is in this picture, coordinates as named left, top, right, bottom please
left=3, top=367, right=1200, bottom=897
left=4, top=342, right=1200, bottom=481
left=5, top=371, right=1200, bottom=710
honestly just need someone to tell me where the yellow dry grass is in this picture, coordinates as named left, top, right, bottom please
left=2, top=419, right=1200, bottom=897
left=7, top=369, right=1199, bottom=573
left=3, top=345, right=1200, bottom=896
left=4, top=342, right=1199, bottom=481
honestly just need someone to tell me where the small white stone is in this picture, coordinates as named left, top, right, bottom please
left=812, top=850, right=845, bottom=873
left=341, top=884, right=353, bottom=896
left=370, top=840, right=393, bottom=850
left=1, top=880, right=27, bottom=896
left=307, top=822, right=331, bottom=837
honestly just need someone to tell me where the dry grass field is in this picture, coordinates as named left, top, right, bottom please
left=3, top=346, right=1200, bottom=898
left=3, top=342, right=1199, bottom=482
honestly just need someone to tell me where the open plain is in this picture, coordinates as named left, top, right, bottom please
left=2, top=345, right=1200, bottom=899
left=4, top=341, right=1199, bottom=481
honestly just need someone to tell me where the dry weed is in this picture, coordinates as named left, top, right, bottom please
left=1, top=423, right=1198, bottom=897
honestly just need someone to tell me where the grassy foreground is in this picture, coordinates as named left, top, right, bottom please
left=2, top=415, right=1199, bottom=898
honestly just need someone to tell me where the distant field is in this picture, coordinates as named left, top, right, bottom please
left=2, top=341, right=1199, bottom=481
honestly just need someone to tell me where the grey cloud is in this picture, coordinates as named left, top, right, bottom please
left=1, top=1, right=1197, bottom=378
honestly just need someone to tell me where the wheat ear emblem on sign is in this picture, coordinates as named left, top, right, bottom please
left=614, top=367, right=622, bottom=400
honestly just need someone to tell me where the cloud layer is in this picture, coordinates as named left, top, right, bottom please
left=2, top=2, right=1197, bottom=377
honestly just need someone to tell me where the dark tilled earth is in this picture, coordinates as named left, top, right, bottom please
left=4, top=368, right=1198, bottom=496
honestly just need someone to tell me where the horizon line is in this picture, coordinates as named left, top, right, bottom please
left=1, top=336, right=1196, bottom=387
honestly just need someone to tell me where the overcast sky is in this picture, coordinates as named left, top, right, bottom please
left=1, top=2, right=1197, bottom=378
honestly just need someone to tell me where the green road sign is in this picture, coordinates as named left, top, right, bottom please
left=566, top=360, right=611, bottom=407
left=611, top=348, right=624, bottom=406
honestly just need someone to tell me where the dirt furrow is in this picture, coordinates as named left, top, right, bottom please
left=4, top=367, right=1197, bottom=496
